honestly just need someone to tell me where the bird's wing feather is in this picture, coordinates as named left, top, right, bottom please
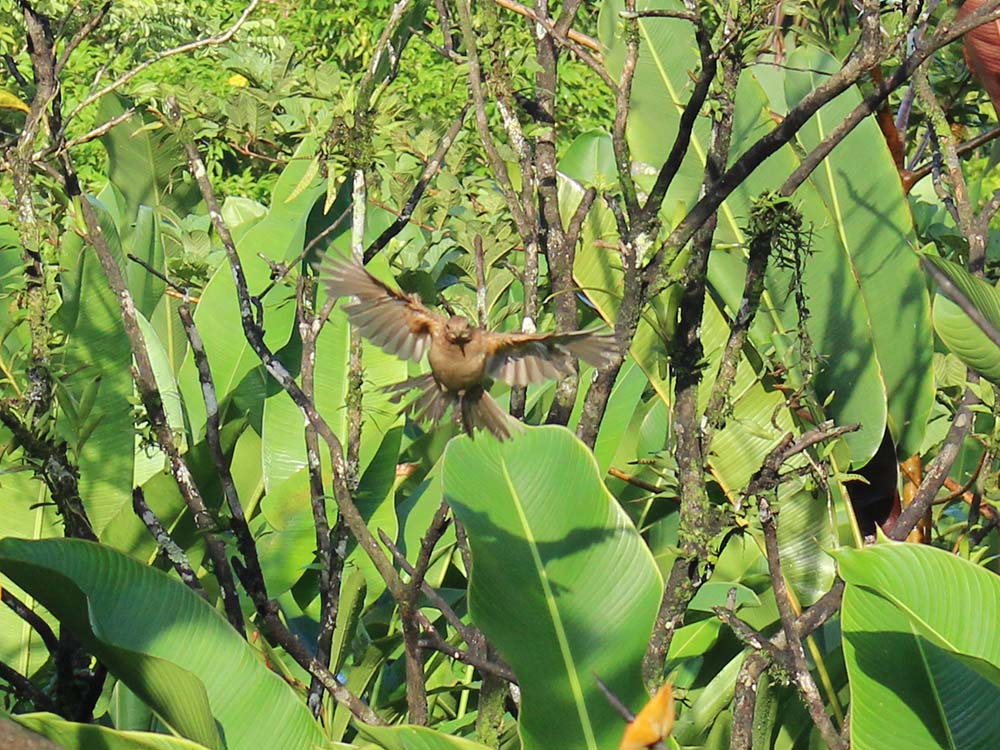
left=317, top=254, right=442, bottom=362
left=484, top=329, right=617, bottom=386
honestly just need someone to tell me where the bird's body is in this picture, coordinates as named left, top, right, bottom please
left=428, top=317, right=488, bottom=391
left=318, top=254, right=617, bottom=440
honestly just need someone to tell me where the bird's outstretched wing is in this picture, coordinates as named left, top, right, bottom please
left=484, top=329, right=618, bottom=387
left=317, top=254, right=444, bottom=362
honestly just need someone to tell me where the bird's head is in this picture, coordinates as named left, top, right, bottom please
left=444, top=315, right=473, bottom=344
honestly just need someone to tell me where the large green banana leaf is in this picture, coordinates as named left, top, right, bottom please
left=0, top=538, right=327, bottom=750
left=442, top=426, right=662, bottom=750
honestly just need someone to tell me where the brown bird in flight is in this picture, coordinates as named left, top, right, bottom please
left=318, top=254, right=617, bottom=440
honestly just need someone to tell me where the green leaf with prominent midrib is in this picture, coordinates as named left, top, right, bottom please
left=443, top=426, right=662, bottom=750
left=839, top=543, right=1000, bottom=750
left=57, top=198, right=135, bottom=535
left=0, top=538, right=327, bottom=750
left=780, top=48, right=933, bottom=462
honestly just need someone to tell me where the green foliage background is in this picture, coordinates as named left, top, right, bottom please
left=3, top=2, right=1000, bottom=750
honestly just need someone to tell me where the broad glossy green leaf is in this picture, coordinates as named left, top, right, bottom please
left=8, top=712, right=211, bottom=750
left=560, top=128, right=617, bottom=190
left=560, top=134, right=674, bottom=410
left=697, top=294, right=794, bottom=495
left=110, top=679, right=155, bottom=732
left=150, top=294, right=188, bottom=375
left=0, top=538, right=326, bottom=750
left=839, top=543, right=1000, bottom=749
left=230, top=426, right=264, bottom=517
left=600, top=0, right=804, bottom=249
left=177, top=145, right=325, bottom=439
left=0, top=470, right=58, bottom=679
left=134, top=311, right=186, bottom=486
left=591, top=355, right=649, bottom=475
left=124, top=205, right=166, bottom=318
left=257, top=427, right=401, bottom=605
left=777, top=47, right=933, bottom=461
left=672, top=648, right=744, bottom=744
left=667, top=618, right=722, bottom=660
left=57, top=200, right=135, bottom=535
left=98, top=94, right=201, bottom=219
left=356, top=723, right=489, bottom=750
left=442, top=426, right=662, bottom=750
left=599, top=0, right=705, bottom=210
left=260, top=257, right=407, bottom=490
left=221, top=196, right=268, bottom=244
left=776, top=482, right=836, bottom=607
left=397, top=467, right=455, bottom=590
left=98, top=470, right=187, bottom=565
left=688, top=581, right=761, bottom=612
left=255, top=468, right=316, bottom=597
left=926, top=254, right=1000, bottom=383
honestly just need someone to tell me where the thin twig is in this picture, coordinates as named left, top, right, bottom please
left=298, top=277, right=345, bottom=716
left=758, top=494, right=845, bottom=750
left=611, top=0, right=642, bottom=220
left=54, top=0, right=111, bottom=75
left=257, top=203, right=352, bottom=301
left=364, top=102, right=470, bottom=262
left=890, top=386, right=978, bottom=540
left=176, top=299, right=263, bottom=632
left=1, top=589, right=58, bottom=654
left=0, top=659, right=54, bottom=710
left=607, top=466, right=670, bottom=495
left=132, top=487, right=203, bottom=594
left=619, top=8, right=698, bottom=22
left=474, top=234, right=488, bottom=327
left=126, top=253, right=187, bottom=295
left=493, top=0, right=600, bottom=51
left=713, top=607, right=790, bottom=666
left=641, top=12, right=716, bottom=225
left=379, top=527, right=476, bottom=644
left=417, top=629, right=517, bottom=683
left=395, top=500, right=453, bottom=725
left=37, top=107, right=134, bottom=159
left=730, top=651, right=770, bottom=750
left=905, top=125, right=1000, bottom=190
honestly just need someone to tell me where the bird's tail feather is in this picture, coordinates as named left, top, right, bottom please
left=385, top=376, right=520, bottom=440
left=460, top=388, right=520, bottom=441
left=385, top=374, right=454, bottom=423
